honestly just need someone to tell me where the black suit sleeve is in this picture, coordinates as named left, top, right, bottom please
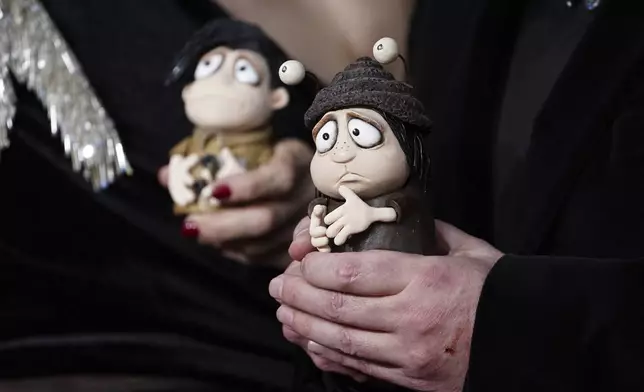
left=466, top=255, right=644, bottom=392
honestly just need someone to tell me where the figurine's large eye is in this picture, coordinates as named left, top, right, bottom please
left=194, top=54, right=224, bottom=80
left=315, top=121, right=338, bottom=153
left=234, top=58, right=260, bottom=85
left=347, top=118, right=382, bottom=148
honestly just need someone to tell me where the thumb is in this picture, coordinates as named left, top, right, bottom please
left=288, top=216, right=314, bottom=261
left=338, top=185, right=358, bottom=202
left=434, top=220, right=478, bottom=255
left=213, top=139, right=312, bottom=204
left=158, top=166, right=169, bottom=187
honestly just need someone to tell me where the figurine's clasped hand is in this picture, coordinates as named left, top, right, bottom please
left=324, top=186, right=394, bottom=247
left=310, top=205, right=331, bottom=252
left=168, top=154, right=200, bottom=206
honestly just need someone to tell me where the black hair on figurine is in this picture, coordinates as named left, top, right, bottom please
left=167, top=18, right=286, bottom=88
left=167, top=18, right=317, bottom=142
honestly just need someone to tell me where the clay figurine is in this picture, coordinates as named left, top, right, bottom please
left=279, top=38, right=438, bottom=255
left=165, top=19, right=294, bottom=215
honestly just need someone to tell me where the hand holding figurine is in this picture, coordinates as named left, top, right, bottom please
left=310, top=205, right=330, bottom=252
left=324, top=186, right=397, bottom=246
left=164, top=19, right=297, bottom=216
left=276, top=36, right=441, bottom=390
left=168, top=154, right=200, bottom=207
left=160, top=139, right=315, bottom=268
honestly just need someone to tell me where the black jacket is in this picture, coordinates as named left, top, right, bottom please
left=409, top=0, right=644, bottom=391
left=299, top=0, right=644, bottom=391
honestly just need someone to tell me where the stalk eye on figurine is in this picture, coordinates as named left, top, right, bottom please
left=165, top=19, right=294, bottom=215
left=279, top=37, right=438, bottom=256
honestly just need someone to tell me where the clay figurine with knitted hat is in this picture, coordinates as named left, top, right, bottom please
left=279, top=37, right=438, bottom=256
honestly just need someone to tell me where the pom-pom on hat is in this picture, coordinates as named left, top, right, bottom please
left=280, top=37, right=432, bottom=131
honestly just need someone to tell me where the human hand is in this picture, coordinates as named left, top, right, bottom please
left=271, top=220, right=504, bottom=391
left=310, top=205, right=331, bottom=253
left=167, top=154, right=199, bottom=206
left=324, top=186, right=395, bottom=246
left=160, top=139, right=314, bottom=269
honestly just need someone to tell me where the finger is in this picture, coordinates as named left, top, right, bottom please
left=434, top=219, right=474, bottom=254
left=158, top=166, right=169, bottom=187
left=308, top=351, right=369, bottom=382
left=282, top=325, right=308, bottom=348
left=333, top=226, right=352, bottom=246
left=183, top=154, right=200, bottom=168
left=272, top=273, right=397, bottom=331
left=337, top=185, right=359, bottom=202
left=290, top=217, right=315, bottom=261
left=213, top=139, right=312, bottom=204
left=323, top=206, right=343, bottom=226
left=182, top=173, right=195, bottom=186
left=310, top=214, right=325, bottom=235
left=307, top=341, right=397, bottom=383
left=290, top=239, right=316, bottom=262
left=301, top=251, right=419, bottom=296
left=325, top=219, right=345, bottom=239
left=293, top=217, right=310, bottom=240
left=276, top=305, right=398, bottom=365
left=188, top=202, right=294, bottom=244
left=310, top=226, right=327, bottom=238
left=284, top=261, right=302, bottom=275
left=311, top=236, right=330, bottom=249
left=312, top=205, right=326, bottom=218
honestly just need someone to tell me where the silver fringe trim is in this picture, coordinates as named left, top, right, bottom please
left=0, top=0, right=132, bottom=190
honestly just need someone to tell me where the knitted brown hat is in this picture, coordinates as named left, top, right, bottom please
left=303, top=57, right=432, bottom=130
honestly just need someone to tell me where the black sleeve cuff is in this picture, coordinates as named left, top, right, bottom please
left=466, top=255, right=593, bottom=391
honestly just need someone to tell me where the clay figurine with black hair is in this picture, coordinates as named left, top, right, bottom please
left=279, top=38, right=438, bottom=255
left=165, top=19, right=294, bottom=215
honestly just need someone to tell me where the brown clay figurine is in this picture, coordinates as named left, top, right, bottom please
left=279, top=37, right=438, bottom=256
left=165, top=19, right=294, bottom=215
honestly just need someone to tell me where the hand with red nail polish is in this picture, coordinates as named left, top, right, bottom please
left=168, top=139, right=314, bottom=269
left=211, top=184, right=232, bottom=201
left=181, top=221, right=200, bottom=238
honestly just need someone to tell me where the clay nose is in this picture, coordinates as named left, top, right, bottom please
left=331, top=141, right=356, bottom=163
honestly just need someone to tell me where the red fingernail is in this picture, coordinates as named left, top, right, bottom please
left=212, top=184, right=232, bottom=200
left=181, top=221, right=199, bottom=238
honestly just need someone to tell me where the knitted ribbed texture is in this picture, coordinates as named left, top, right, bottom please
left=304, top=57, right=432, bottom=130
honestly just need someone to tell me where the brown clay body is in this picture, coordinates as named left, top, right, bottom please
left=309, top=180, right=437, bottom=255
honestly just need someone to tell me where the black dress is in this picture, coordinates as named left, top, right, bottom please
left=0, top=1, right=306, bottom=391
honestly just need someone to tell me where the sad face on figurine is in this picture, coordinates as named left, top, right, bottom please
left=280, top=38, right=439, bottom=256
left=165, top=19, right=293, bottom=215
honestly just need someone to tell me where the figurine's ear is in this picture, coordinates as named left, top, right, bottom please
left=270, top=87, right=290, bottom=110
left=181, top=84, right=192, bottom=100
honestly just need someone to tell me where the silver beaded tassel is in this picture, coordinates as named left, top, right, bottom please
left=0, top=0, right=132, bottom=190
left=0, top=1, right=15, bottom=153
